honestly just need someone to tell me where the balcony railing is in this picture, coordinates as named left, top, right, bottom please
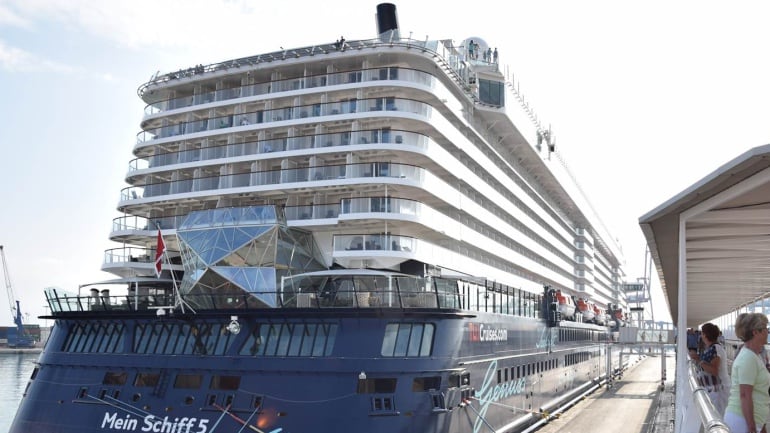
left=137, top=36, right=454, bottom=99
left=143, top=67, right=433, bottom=115
left=112, top=215, right=186, bottom=232
left=128, top=130, right=428, bottom=173
left=103, top=247, right=178, bottom=265
left=120, top=162, right=424, bottom=202
left=333, top=234, right=415, bottom=253
left=136, top=97, right=433, bottom=144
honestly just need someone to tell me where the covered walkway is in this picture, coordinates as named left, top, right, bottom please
left=639, top=143, right=770, bottom=433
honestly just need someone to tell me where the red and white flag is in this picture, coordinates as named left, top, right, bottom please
left=154, top=230, right=165, bottom=277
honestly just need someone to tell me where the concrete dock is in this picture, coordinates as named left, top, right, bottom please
left=533, top=353, right=676, bottom=433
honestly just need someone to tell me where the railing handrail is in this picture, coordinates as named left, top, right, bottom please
left=129, top=128, right=419, bottom=172
left=135, top=95, right=430, bottom=144
left=44, top=277, right=546, bottom=321
left=120, top=161, right=423, bottom=201
left=137, top=37, right=445, bottom=97
left=686, top=359, right=730, bottom=433
left=141, top=65, right=428, bottom=115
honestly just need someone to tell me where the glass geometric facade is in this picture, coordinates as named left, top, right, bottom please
left=176, top=206, right=326, bottom=309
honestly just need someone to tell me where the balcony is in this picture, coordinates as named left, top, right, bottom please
left=102, top=247, right=182, bottom=278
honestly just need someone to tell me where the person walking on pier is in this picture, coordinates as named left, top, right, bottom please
left=724, top=313, right=770, bottom=433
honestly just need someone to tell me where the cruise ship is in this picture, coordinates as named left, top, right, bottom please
left=11, top=4, right=631, bottom=433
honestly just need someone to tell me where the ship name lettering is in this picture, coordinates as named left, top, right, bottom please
left=142, top=415, right=208, bottom=433
left=99, top=412, right=209, bottom=433
left=473, top=360, right=526, bottom=433
left=101, top=412, right=138, bottom=431
left=469, top=323, right=508, bottom=342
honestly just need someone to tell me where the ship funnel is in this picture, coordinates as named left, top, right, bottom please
left=376, top=3, right=399, bottom=41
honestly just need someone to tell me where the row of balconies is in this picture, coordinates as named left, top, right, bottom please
left=136, top=97, right=433, bottom=144
left=129, top=129, right=423, bottom=173
left=144, top=66, right=429, bottom=115
left=112, top=197, right=427, bottom=233
left=121, top=162, right=421, bottom=202
left=109, top=195, right=591, bottom=283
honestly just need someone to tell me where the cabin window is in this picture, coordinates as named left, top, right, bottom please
left=103, top=372, right=128, bottom=385
left=412, top=376, right=441, bottom=392
left=357, top=378, right=397, bottom=394
left=478, top=79, right=505, bottom=106
left=210, top=375, right=241, bottom=390
left=63, top=322, right=125, bottom=353
left=133, top=322, right=234, bottom=355
left=174, top=374, right=202, bottom=389
left=134, top=373, right=160, bottom=387
left=381, top=323, right=434, bottom=357
left=238, top=322, right=338, bottom=357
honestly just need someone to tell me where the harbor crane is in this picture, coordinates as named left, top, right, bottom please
left=0, top=245, right=35, bottom=348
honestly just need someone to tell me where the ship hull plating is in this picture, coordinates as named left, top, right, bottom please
left=12, top=308, right=621, bottom=433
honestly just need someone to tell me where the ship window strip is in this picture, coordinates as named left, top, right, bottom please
left=238, top=322, right=338, bottom=357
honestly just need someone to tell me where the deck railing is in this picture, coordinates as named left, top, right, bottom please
left=44, top=278, right=544, bottom=320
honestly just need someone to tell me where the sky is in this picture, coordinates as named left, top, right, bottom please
left=1, top=0, right=769, bottom=326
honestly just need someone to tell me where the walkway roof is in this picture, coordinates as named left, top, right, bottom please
left=639, top=144, right=770, bottom=327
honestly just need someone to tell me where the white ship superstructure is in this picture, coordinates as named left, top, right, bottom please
left=106, top=3, right=625, bottom=311
left=12, top=5, right=638, bottom=433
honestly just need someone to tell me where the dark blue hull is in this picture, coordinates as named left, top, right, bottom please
left=11, top=308, right=621, bottom=433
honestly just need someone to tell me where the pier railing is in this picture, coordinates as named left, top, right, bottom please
left=685, top=359, right=730, bottom=433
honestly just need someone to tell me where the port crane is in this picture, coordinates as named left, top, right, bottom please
left=0, top=245, right=35, bottom=348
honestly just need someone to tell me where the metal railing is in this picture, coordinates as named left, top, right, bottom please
left=120, top=162, right=424, bottom=202
left=135, top=96, right=432, bottom=144
left=686, top=359, right=730, bottom=433
left=44, top=277, right=543, bottom=320
left=142, top=66, right=432, bottom=115
left=137, top=37, right=449, bottom=97
left=128, top=130, right=427, bottom=172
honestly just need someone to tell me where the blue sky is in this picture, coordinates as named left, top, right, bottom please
left=1, top=0, right=769, bottom=326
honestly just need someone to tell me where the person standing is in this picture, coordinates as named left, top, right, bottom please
left=690, top=323, right=730, bottom=415
left=724, top=313, right=770, bottom=433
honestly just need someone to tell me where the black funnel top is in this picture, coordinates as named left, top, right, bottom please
left=376, top=3, right=399, bottom=35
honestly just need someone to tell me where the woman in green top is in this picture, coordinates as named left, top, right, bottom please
left=725, top=312, right=770, bottom=433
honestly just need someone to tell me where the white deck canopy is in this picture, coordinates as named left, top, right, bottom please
left=640, top=143, right=770, bottom=327
left=640, top=143, right=770, bottom=433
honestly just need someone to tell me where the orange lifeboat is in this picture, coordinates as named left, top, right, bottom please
left=593, top=305, right=606, bottom=325
left=576, top=298, right=595, bottom=322
left=555, top=290, right=576, bottom=320
left=614, top=309, right=626, bottom=327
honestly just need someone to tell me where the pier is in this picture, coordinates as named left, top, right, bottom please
left=533, top=351, right=675, bottom=433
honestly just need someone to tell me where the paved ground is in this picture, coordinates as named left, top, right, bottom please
left=534, top=351, right=676, bottom=433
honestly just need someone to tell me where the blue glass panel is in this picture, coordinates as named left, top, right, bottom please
left=212, top=267, right=277, bottom=306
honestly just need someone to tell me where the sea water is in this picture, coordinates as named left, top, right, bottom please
left=0, top=353, right=38, bottom=432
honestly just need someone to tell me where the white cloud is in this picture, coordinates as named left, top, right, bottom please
left=1, top=0, right=261, bottom=51
left=0, top=39, right=75, bottom=72
left=0, top=3, right=31, bottom=28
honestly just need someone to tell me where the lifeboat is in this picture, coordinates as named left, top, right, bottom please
left=576, top=298, right=595, bottom=322
left=614, top=309, right=626, bottom=327
left=593, top=305, right=606, bottom=325
left=555, top=290, right=576, bottom=320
